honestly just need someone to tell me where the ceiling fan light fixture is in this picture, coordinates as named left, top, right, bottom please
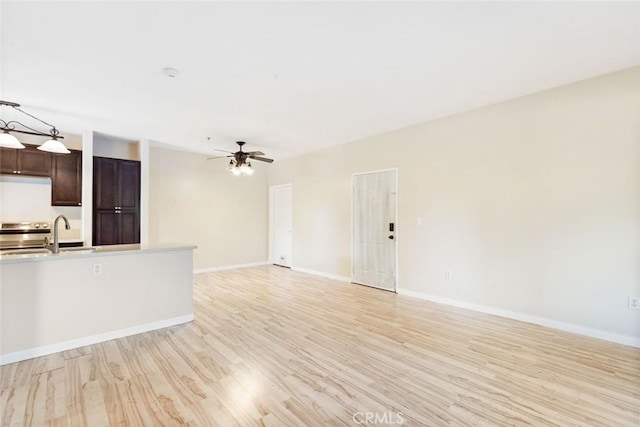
left=210, top=141, right=272, bottom=176
left=245, top=162, right=254, bottom=175
left=0, top=131, right=25, bottom=149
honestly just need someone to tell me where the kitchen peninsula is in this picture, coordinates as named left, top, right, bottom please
left=0, top=243, right=195, bottom=365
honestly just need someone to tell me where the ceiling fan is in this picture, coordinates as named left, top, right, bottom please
left=208, top=141, right=273, bottom=175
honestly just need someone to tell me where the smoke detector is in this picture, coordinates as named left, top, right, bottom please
left=163, top=67, right=180, bottom=78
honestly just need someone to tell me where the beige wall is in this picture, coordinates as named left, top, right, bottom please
left=93, top=132, right=140, bottom=160
left=149, top=147, right=269, bottom=270
left=270, top=67, right=640, bottom=341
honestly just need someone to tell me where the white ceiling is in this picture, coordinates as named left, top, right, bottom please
left=1, top=2, right=638, bottom=159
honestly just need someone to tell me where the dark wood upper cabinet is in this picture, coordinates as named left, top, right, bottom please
left=93, top=157, right=119, bottom=209
left=0, top=147, right=19, bottom=174
left=51, top=149, right=82, bottom=206
left=93, top=156, right=141, bottom=246
left=19, top=146, right=51, bottom=176
left=0, top=144, right=51, bottom=177
left=118, top=160, right=140, bottom=210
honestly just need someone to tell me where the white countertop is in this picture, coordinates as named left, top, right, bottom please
left=0, top=243, right=197, bottom=263
left=58, top=239, right=84, bottom=244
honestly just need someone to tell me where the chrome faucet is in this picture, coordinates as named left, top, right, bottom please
left=45, top=215, right=71, bottom=254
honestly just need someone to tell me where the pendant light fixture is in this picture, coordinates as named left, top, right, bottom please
left=0, top=130, right=24, bottom=149
left=0, top=100, right=70, bottom=153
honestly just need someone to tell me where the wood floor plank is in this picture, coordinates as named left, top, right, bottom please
left=1, top=265, right=639, bottom=426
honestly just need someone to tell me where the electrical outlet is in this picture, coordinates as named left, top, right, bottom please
left=416, top=217, right=423, bottom=226
left=629, top=297, right=640, bottom=310
left=93, top=264, right=103, bottom=275
left=445, top=270, right=452, bottom=280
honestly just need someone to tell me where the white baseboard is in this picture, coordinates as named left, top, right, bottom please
left=291, top=266, right=351, bottom=283
left=397, top=288, right=640, bottom=349
left=194, top=261, right=269, bottom=274
left=0, top=314, right=194, bottom=366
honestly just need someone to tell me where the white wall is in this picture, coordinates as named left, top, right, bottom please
left=148, top=146, right=269, bottom=270
left=269, top=67, right=640, bottom=343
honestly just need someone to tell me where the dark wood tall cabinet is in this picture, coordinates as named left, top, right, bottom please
left=93, top=156, right=141, bottom=246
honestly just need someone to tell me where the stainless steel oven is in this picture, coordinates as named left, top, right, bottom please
left=0, top=222, right=51, bottom=251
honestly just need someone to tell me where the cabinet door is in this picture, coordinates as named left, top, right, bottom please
left=0, top=148, right=19, bottom=174
left=118, top=160, right=140, bottom=210
left=93, top=210, right=119, bottom=246
left=119, top=211, right=140, bottom=244
left=93, top=157, right=118, bottom=209
left=51, top=150, right=82, bottom=206
left=18, top=145, right=51, bottom=176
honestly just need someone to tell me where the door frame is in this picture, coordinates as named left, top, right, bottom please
left=351, top=167, right=399, bottom=292
left=269, top=183, right=293, bottom=266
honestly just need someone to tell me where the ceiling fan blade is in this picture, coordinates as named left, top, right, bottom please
left=215, top=148, right=234, bottom=154
left=249, top=155, right=274, bottom=163
left=206, top=155, right=232, bottom=160
left=245, top=151, right=265, bottom=156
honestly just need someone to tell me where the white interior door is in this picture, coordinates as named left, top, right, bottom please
left=270, top=184, right=292, bottom=267
left=352, top=169, right=397, bottom=291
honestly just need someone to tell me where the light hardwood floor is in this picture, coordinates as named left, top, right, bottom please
left=1, top=265, right=639, bottom=426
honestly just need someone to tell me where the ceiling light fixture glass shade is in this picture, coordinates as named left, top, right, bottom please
left=37, top=137, right=70, bottom=154
left=0, top=100, right=69, bottom=153
left=245, top=162, right=254, bottom=175
left=228, top=160, right=254, bottom=176
left=0, top=131, right=25, bottom=149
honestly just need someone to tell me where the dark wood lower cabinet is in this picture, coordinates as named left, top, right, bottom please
left=94, top=210, right=140, bottom=246
left=93, top=156, right=141, bottom=246
left=119, top=211, right=140, bottom=244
